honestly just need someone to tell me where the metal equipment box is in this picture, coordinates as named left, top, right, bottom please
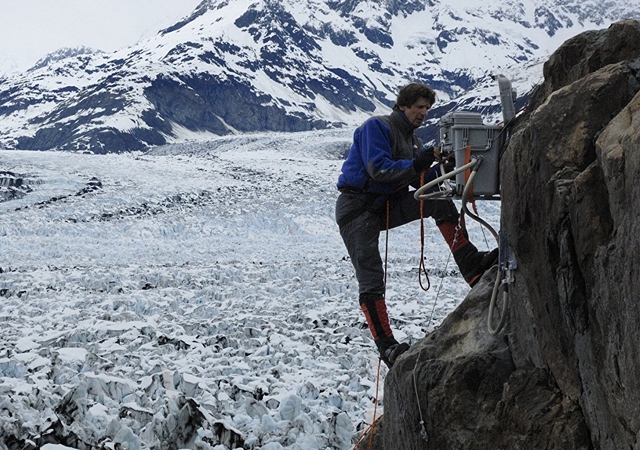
left=437, top=111, right=503, bottom=198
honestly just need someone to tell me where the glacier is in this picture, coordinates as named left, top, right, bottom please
left=0, top=130, right=500, bottom=448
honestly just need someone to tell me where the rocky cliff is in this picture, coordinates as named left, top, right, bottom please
left=366, top=19, right=640, bottom=450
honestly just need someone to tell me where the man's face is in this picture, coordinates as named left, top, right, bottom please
left=399, top=98, right=431, bottom=127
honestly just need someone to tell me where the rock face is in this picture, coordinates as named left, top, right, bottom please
left=374, top=19, right=640, bottom=450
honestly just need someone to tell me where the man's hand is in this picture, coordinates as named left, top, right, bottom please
left=433, top=145, right=441, bottom=161
left=413, top=148, right=435, bottom=173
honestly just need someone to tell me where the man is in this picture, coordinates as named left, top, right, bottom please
left=335, top=83, right=498, bottom=368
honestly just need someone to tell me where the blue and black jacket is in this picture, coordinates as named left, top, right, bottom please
left=337, top=110, right=423, bottom=196
left=336, top=110, right=434, bottom=227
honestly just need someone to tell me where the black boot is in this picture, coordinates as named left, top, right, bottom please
left=382, top=342, right=410, bottom=368
left=454, top=243, right=499, bottom=287
left=376, top=336, right=410, bottom=368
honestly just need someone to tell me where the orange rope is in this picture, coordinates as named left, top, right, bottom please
left=418, top=170, right=430, bottom=291
left=351, top=359, right=383, bottom=450
left=368, top=358, right=382, bottom=449
left=351, top=169, right=437, bottom=449
left=463, top=145, right=473, bottom=203
left=461, top=145, right=482, bottom=230
left=383, top=200, right=390, bottom=289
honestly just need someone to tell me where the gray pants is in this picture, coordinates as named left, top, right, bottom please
left=336, top=190, right=458, bottom=296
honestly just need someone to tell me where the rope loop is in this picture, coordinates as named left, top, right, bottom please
left=418, top=170, right=431, bottom=291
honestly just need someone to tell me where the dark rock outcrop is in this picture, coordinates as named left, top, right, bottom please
left=0, top=171, right=31, bottom=201
left=368, top=270, right=590, bottom=450
left=371, top=19, right=640, bottom=450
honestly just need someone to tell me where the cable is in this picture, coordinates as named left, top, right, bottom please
left=413, top=160, right=478, bottom=201
left=487, top=269, right=507, bottom=335
left=426, top=250, right=452, bottom=330
left=412, top=349, right=429, bottom=442
left=460, top=163, right=508, bottom=335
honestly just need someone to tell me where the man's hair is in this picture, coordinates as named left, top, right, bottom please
left=393, top=83, right=436, bottom=110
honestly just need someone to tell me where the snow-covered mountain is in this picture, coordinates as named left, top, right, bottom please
left=0, top=0, right=638, bottom=152
left=0, top=51, right=19, bottom=78
left=28, top=46, right=103, bottom=72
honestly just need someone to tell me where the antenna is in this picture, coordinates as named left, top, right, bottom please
left=495, top=74, right=516, bottom=124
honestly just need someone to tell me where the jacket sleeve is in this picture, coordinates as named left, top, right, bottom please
left=361, top=118, right=418, bottom=184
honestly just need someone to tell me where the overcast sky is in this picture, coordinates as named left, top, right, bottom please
left=0, top=0, right=202, bottom=71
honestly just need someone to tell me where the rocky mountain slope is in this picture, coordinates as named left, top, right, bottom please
left=0, top=0, right=637, bottom=152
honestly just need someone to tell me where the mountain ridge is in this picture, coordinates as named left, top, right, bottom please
left=0, top=0, right=637, bottom=152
